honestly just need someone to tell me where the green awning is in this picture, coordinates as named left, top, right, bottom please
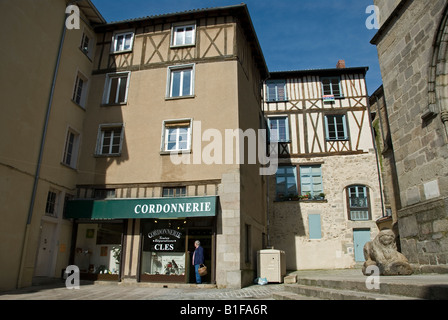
left=65, top=196, right=218, bottom=220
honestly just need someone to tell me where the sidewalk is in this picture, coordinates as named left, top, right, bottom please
left=0, top=280, right=287, bottom=300
left=1, top=268, right=447, bottom=300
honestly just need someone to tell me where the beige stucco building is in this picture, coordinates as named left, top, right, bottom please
left=263, top=63, right=383, bottom=270
left=0, top=0, right=104, bottom=291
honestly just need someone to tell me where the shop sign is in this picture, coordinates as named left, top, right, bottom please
left=65, top=196, right=217, bottom=220
left=148, top=229, right=182, bottom=251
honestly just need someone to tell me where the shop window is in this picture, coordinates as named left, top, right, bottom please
left=140, top=220, right=187, bottom=281
left=347, top=185, right=371, bottom=221
left=74, top=223, right=123, bottom=278
left=163, top=187, right=186, bottom=197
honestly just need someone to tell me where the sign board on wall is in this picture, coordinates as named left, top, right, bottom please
left=65, top=196, right=218, bottom=220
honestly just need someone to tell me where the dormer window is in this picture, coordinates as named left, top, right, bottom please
left=111, top=30, right=134, bottom=53
left=171, top=23, right=196, bottom=47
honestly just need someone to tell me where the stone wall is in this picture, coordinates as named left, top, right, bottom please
left=268, top=152, right=382, bottom=270
left=372, top=0, right=448, bottom=272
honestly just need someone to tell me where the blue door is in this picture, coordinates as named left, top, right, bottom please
left=353, top=229, right=371, bottom=262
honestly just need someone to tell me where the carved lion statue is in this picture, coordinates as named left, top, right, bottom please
left=362, top=229, right=413, bottom=276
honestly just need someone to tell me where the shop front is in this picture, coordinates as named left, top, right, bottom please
left=66, top=196, right=217, bottom=284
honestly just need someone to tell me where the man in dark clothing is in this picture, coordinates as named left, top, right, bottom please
left=192, top=240, right=204, bottom=284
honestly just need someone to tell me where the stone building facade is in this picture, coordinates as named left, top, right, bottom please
left=371, top=0, right=448, bottom=273
left=263, top=64, right=383, bottom=270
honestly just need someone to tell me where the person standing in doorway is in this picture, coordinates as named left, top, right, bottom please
left=192, top=240, right=204, bottom=284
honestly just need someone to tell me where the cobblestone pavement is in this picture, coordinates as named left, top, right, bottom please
left=0, top=281, right=288, bottom=300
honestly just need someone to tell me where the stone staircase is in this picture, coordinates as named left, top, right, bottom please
left=273, top=272, right=448, bottom=300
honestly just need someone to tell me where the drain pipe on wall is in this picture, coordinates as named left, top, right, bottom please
left=16, top=8, right=69, bottom=289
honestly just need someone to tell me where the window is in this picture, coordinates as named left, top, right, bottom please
left=80, top=31, right=94, bottom=58
left=321, top=76, right=342, bottom=98
left=245, top=224, right=252, bottom=263
left=96, top=124, right=124, bottom=156
left=162, top=187, right=187, bottom=197
left=94, top=189, right=116, bottom=199
left=161, top=119, right=192, bottom=153
left=111, top=31, right=134, bottom=53
left=62, top=128, right=80, bottom=168
left=171, top=23, right=196, bottom=47
left=167, top=65, right=194, bottom=98
left=325, top=115, right=348, bottom=141
left=347, top=185, right=371, bottom=221
left=266, top=80, right=287, bottom=102
left=300, top=165, right=323, bottom=198
left=268, top=117, right=289, bottom=142
left=72, top=72, right=88, bottom=107
left=103, top=72, right=130, bottom=105
left=45, top=191, right=58, bottom=216
left=276, top=166, right=298, bottom=199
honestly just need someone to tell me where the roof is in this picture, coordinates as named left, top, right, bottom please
left=77, top=0, right=106, bottom=25
left=93, top=3, right=268, bottom=78
left=268, top=66, right=369, bottom=79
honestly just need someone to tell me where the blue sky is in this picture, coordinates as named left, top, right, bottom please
left=91, top=0, right=382, bottom=93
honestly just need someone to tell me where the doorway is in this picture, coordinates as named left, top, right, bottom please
left=353, top=228, right=371, bottom=262
left=187, top=228, right=213, bottom=284
left=35, top=221, right=56, bottom=277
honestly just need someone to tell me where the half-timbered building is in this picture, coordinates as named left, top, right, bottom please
left=264, top=62, right=384, bottom=270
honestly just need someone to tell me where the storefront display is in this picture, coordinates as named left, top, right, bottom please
left=73, top=222, right=123, bottom=281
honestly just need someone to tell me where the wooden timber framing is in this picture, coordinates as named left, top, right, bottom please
left=264, top=68, right=371, bottom=158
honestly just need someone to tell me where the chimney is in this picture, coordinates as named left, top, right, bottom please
left=336, top=60, right=346, bottom=69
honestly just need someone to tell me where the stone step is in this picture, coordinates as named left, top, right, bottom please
left=294, top=277, right=448, bottom=299
left=277, top=284, right=419, bottom=300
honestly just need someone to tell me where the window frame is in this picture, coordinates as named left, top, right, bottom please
left=268, top=116, right=290, bottom=143
left=299, top=165, right=323, bottom=198
left=62, top=127, right=80, bottom=169
left=80, top=28, right=94, bottom=59
left=166, top=64, right=195, bottom=99
left=162, top=187, right=187, bottom=197
left=321, top=76, right=343, bottom=98
left=266, top=79, right=287, bottom=102
left=45, top=190, right=58, bottom=217
left=324, top=114, right=349, bottom=141
left=102, top=72, right=131, bottom=105
left=160, top=119, right=193, bottom=154
left=95, top=124, right=125, bottom=157
left=275, top=166, right=298, bottom=200
left=171, top=22, right=197, bottom=48
left=111, top=30, right=134, bottom=53
left=72, top=71, right=89, bottom=108
left=346, top=185, right=371, bottom=221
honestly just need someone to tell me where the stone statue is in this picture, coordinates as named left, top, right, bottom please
left=362, top=229, right=413, bottom=276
